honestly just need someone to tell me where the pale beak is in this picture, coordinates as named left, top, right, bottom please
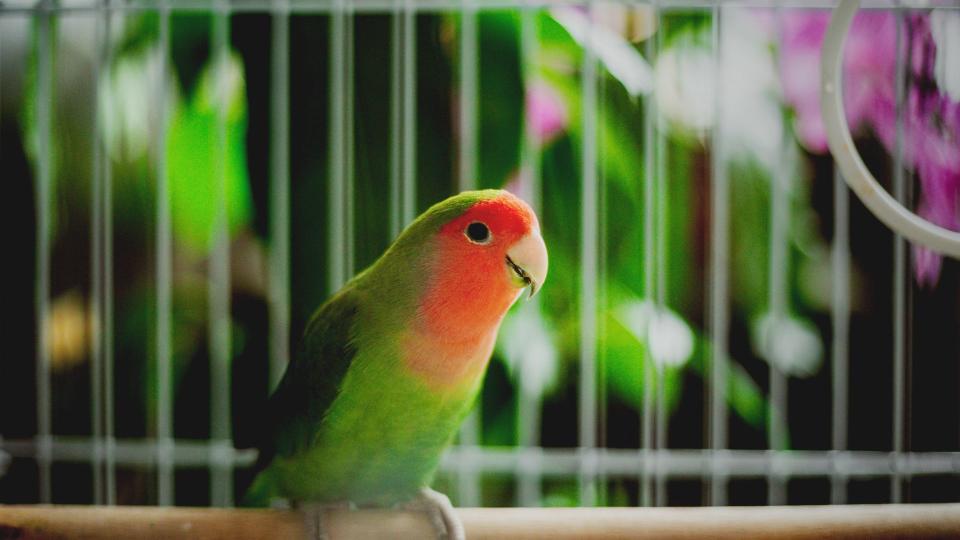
left=505, top=231, right=548, bottom=298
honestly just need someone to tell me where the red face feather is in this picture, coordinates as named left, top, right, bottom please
left=404, top=192, right=542, bottom=388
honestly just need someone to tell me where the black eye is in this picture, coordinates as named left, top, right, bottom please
left=465, top=221, right=491, bottom=244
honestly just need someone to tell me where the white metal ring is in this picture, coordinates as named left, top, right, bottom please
left=821, top=0, right=960, bottom=259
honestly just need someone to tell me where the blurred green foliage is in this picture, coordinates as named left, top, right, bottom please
left=167, top=51, right=252, bottom=254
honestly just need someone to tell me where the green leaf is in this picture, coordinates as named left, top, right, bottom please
left=166, top=51, right=252, bottom=254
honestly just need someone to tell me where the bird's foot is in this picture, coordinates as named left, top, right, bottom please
left=296, top=501, right=356, bottom=540
left=400, top=488, right=465, bottom=540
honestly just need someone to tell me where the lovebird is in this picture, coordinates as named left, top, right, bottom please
left=246, top=190, right=548, bottom=538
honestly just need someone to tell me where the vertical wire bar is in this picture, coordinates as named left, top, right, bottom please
left=401, top=2, right=417, bottom=226
left=344, top=5, right=355, bottom=280
left=653, top=10, right=668, bottom=507
left=707, top=2, right=730, bottom=507
left=34, top=4, right=53, bottom=504
left=209, top=7, right=233, bottom=507
left=0, top=20, right=4, bottom=479
left=456, top=0, right=481, bottom=508
left=457, top=2, right=477, bottom=193
left=389, top=4, right=403, bottom=239
left=0, top=17, right=2, bottom=152
left=327, top=0, right=346, bottom=293
left=389, top=0, right=416, bottom=234
left=268, top=0, right=291, bottom=391
left=90, top=3, right=106, bottom=506
left=0, top=16, right=2, bottom=151
left=390, top=0, right=404, bottom=240
left=767, top=7, right=790, bottom=507
left=596, top=33, right=609, bottom=508
left=830, top=168, right=850, bottom=504
left=578, top=0, right=598, bottom=508
left=767, top=133, right=790, bottom=507
left=640, top=2, right=658, bottom=507
left=891, top=10, right=907, bottom=504
left=516, top=7, right=543, bottom=508
left=155, top=3, right=174, bottom=507
left=102, top=3, right=117, bottom=506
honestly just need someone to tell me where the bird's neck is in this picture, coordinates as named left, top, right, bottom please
left=401, top=325, right=499, bottom=391
left=403, top=260, right=519, bottom=390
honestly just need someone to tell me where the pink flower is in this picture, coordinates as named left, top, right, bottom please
left=778, top=11, right=960, bottom=287
left=779, top=11, right=897, bottom=153
left=910, top=89, right=960, bottom=286
left=526, top=81, right=568, bottom=146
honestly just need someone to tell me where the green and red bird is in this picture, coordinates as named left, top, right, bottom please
left=246, top=190, right=548, bottom=538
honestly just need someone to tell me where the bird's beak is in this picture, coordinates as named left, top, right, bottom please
left=506, top=230, right=548, bottom=298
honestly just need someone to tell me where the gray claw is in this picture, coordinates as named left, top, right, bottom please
left=296, top=501, right=354, bottom=540
left=409, top=488, right=465, bottom=540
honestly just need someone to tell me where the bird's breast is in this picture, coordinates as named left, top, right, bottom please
left=400, top=326, right=499, bottom=390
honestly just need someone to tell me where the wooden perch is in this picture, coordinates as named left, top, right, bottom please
left=0, top=503, right=959, bottom=539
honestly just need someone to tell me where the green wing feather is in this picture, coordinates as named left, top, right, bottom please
left=271, top=288, right=360, bottom=458
left=244, top=287, right=360, bottom=504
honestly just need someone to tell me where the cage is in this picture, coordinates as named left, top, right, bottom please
left=0, top=0, right=958, bottom=535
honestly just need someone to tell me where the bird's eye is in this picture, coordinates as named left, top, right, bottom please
left=465, top=221, right=491, bottom=244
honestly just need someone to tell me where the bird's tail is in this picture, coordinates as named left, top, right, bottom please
left=241, top=469, right=279, bottom=508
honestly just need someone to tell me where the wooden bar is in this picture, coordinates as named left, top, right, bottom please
left=0, top=504, right=958, bottom=539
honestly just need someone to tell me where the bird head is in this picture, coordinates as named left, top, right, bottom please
left=384, top=190, right=548, bottom=346
left=365, top=189, right=548, bottom=387
left=435, top=190, right=548, bottom=301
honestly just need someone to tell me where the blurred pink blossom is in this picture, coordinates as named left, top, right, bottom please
left=909, top=88, right=960, bottom=286
left=526, top=81, right=568, bottom=146
left=778, top=11, right=960, bottom=287
left=779, top=11, right=897, bottom=153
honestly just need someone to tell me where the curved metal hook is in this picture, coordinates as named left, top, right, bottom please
left=821, top=0, right=960, bottom=259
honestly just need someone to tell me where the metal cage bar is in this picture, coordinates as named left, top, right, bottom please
left=515, top=6, right=545, bottom=508
left=3, top=439, right=958, bottom=479
left=89, top=3, right=106, bottom=506
left=33, top=4, right=54, bottom=505
left=268, top=0, right=291, bottom=392
left=209, top=5, right=234, bottom=507
left=653, top=4, right=670, bottom=508
left=641, top=1, right=659, bottom=507
left=389, top=4, right=403, bottom=239
left=890, top=9, right=912, bottom=504
left=830, top=169, right=851, bottom=505
left=326, top=0, right=355, bottom=294
left=388, top=0, right=419, bottom=238
left=401, top=1, right=417, bottom=227
left=767, top=8, right=791, bottom=506
left=155, top=2, right=175, bottom=507
left=578, top=0, right=599, bottom=508
left=3, top=0, right=957, bottom=14
left=102, top=10, right=119, bottom=505
left=455, top=0, right=482, bottom=509
left=707, top=1, right=730, bottom=508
